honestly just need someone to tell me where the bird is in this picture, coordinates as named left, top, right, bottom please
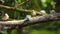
left=40, top=10, right=47, bottom=16
left=26, top=15, right=31, bottom=19
left=24, top=15, right=31, bottom=22
left=50, top=10, right=56, bottom=14
left=50, top=10, right=56, bottom=17
left=32, top=10, right=36, bottom=17
left=2, top=13, right=9, bottom=21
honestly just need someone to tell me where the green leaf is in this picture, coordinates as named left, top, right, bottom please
left=11, top=29, right=18, bottom=34
left=17, top=0, right=21, bottom=3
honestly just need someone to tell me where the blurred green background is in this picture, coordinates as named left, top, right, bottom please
left=0, top=0, right=60, bottom=34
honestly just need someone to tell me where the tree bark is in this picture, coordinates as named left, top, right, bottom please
left=0, top=13, right=59, bottom=30
left=0, top=4, right=42, bottom=15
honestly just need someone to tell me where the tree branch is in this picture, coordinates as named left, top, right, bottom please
left=0, top=4, right=60, bottom=29
left=15, top=0, right=29, bottom=8
left=0, top=13, right=60, bottom=29
left=0, top=4, right=41, bottom=15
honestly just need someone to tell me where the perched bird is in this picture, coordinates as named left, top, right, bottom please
left=2, top=13, right=9, bottom=21
left=24, top=15, right=31, bottom=22
left=32, top=10, right=36, bottom=16
left=26, top=15, right=31, bottom=19
left=40, top=10, right=47, bottom=16
left=50, top=10, right=56, bottom=17
left=50, top=10, right=56, bottom=14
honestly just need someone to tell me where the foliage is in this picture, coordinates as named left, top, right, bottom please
left=0, top=0, right=60, bottom=34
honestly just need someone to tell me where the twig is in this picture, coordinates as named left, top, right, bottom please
left=0, top=4, right=42, bottom=15
left=15, top=0, right=29, bottom=8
